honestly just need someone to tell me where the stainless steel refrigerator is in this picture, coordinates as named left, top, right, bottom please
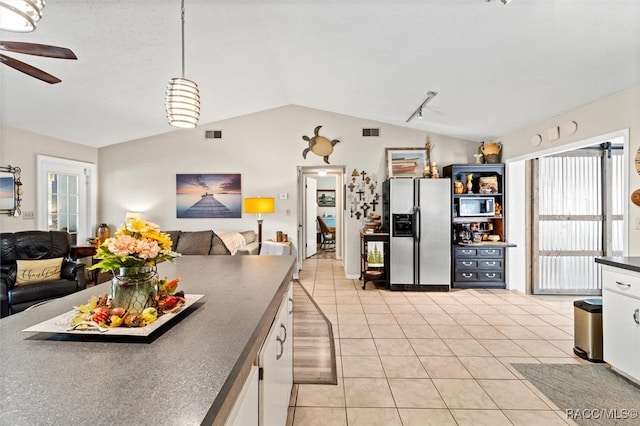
left=382, top=178, right=451, bottom=291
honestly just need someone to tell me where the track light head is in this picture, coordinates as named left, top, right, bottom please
left=406, top=91, right=438, bottom=123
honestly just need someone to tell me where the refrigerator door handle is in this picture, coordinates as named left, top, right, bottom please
left=414, top=206, right=421, bottom=243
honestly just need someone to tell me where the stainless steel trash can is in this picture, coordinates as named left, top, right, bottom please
left=573, top=298, right=603, bottom=362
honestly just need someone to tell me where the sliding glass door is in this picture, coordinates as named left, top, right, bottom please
left=532, top=143, right=623, bottom=294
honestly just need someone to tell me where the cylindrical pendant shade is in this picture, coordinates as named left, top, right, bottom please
left=0, top=0, right=44, bottom=32
left=165, top=77, right=200, bottom=128
left=244, top=197, right=275, bottom=214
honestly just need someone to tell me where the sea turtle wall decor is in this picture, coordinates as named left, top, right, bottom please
left=302, top=125, right=340, bottom=164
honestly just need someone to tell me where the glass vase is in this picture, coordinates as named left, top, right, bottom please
left=111, top=266, right=158, bottom=314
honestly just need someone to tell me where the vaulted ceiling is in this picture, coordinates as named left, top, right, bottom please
left=1, top=0, right=639, bottom=148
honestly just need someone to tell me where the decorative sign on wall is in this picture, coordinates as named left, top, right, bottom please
left=176, top=174, right=242, bottom=218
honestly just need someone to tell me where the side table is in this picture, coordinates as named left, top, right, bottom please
left=360, top=232, right=389, bottom=290
left=260, top=240, right=292, bottom=255
left=69, top=245, right=98, bottom=286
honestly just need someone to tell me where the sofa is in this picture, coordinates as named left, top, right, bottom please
left=1, top=231, right=86, bottom=318
left=165, top=230, right=260, bottom=256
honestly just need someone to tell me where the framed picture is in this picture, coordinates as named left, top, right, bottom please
left=385, top=147, right=426, bottom=178
left=317, top=189, right=336, bottom=207
left=176, top=174, right=242, bottom=218
left=0, top=175, right=15, bottom=211
left=366, top=241, right=384, bottom=267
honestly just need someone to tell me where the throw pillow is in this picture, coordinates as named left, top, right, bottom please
left=15, top=257, right=64, bottom=286
left=175, top=230, right=213, bottom=255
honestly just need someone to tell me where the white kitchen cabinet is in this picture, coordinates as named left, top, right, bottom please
left=226, top=365, right=259, bottom=426
left=259, top=282, right=293, bottom=426
left=225, top=282, right=293, bottom=426
left=602, top=265, right=640, bottom=384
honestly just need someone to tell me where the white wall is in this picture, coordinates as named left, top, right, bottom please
left=98, top=105, right=476, bottom=277
left=0, top=126, right=98, bottom=233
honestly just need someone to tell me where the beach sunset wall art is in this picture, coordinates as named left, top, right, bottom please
left=176, top=174, right=242, bottom=218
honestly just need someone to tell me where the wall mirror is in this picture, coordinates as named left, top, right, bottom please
left=0, top=165, right=22, bottom=216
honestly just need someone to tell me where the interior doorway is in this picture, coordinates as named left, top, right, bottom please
left=297, top=166, right=345, bottom=268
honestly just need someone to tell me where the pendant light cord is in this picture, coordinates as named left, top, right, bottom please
left=181, top=0, right=186, bottom=79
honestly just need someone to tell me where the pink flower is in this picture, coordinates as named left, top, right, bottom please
left=135, top=238, right=160, bottom=260
left=108, top=234, right=137, bottom=256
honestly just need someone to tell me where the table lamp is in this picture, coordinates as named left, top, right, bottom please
left=244, top=197, right=275, bottom=248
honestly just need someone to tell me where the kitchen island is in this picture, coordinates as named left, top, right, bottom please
left=0, top=255, right=296, bottom=425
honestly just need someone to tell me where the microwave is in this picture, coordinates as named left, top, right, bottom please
left=459, top=197, right=495, bottom=217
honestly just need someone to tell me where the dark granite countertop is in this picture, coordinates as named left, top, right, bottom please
left=0, top=255, right=296, bottom=426
left=595, top=256, right=640, bottom=274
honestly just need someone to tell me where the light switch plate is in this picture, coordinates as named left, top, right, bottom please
left=23, top=211, right=35, bottom=220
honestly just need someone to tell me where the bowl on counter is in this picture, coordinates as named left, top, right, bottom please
left=487, top=235, right=500, bottom=242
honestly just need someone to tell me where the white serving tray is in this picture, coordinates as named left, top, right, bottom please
left=23, top=294, right=204, bottom=337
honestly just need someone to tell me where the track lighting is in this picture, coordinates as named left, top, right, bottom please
left=406, top=91, right=437, bottom=123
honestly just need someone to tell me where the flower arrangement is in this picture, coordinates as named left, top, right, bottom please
left=89, top=217, right=180, bottom=274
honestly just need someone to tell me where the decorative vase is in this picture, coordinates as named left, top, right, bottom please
left=466, top=174, right=474, bottom=193
left=96, top=223, right=111, bottom=244
left=453, top=180, right=465, bottom=194
left=111, top=266, right=158, bottom=313
left=481, top=141, right=502, bottom=164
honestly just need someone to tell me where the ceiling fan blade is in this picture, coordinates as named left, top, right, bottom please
left=0, top=54, right=62, bottom=84
left=0, top=41, right=77, bottom=60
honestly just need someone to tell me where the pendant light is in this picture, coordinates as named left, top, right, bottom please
left=0, top=0, right=45, bottom=32
left=165, top=0, right=200, bottom=128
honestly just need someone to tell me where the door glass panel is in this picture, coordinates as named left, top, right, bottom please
left=48, top=172, right=80, bottom=245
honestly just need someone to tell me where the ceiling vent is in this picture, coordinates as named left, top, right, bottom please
left=362, top=128, right=380, bottom=137
left=205, top=130, right=222, bottom=139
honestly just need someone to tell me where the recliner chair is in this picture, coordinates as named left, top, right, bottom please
left=1, top=231, right=86, bottom=318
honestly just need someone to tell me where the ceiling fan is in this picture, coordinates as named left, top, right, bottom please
left=0, top=41, right=76, bottom=84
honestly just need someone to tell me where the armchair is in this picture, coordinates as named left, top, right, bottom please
left=1, top=231, right=86, bottom=318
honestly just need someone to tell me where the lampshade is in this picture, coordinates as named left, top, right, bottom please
left=125, top=211, right=143, bottom=220
left=244, top=197, right=275, bottom=214
left=165, top=0, right=200, bottom=128
left=166, top=77, right=200, bottom=128
left=0, top=0, right=44, bottom=32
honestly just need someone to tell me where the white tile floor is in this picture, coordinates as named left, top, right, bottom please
left=288, top=258, right=587, bottom=426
